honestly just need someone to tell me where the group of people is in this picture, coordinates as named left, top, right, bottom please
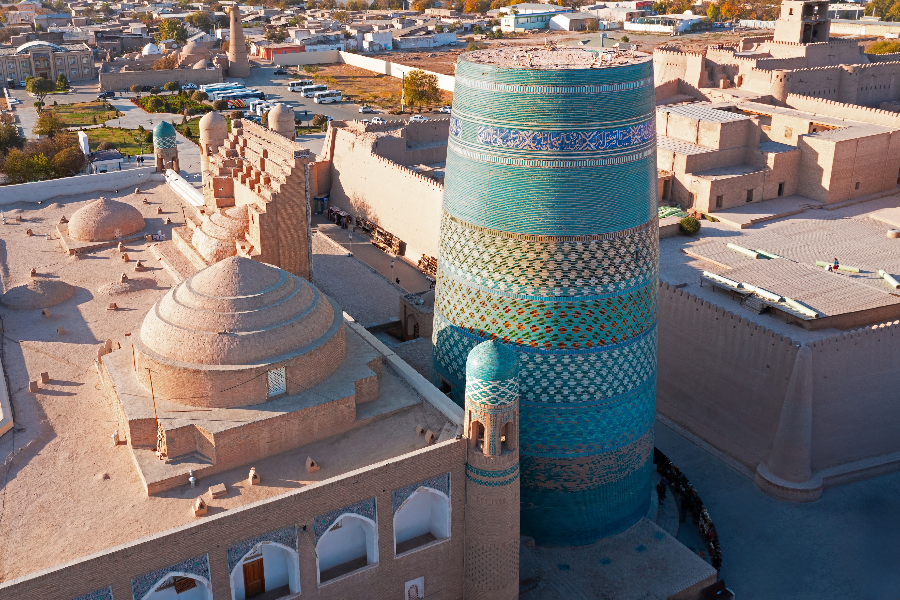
left=827, top=257, right=840, bottom=273
left=653, top=448, right=723, bottom=571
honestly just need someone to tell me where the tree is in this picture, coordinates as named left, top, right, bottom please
left=348, top=0, right=367, bottom=9
left=101, top=3, right=114, bottom=15
left=185, top=11, right=213, bottom=30
left=163, top=81, right=180, bottom=93
left=0, top=122, right=24, bottom=154
left=148, top=97, right=164, bottom=110
left=191, top=90, right=209, bottom=102
left=55, top=73, right=68, bottom=91
left=320, top=0, right=336, bottom=7
left=130, top=83, right=143, bottom=95
left=212, top=99, right=228, bottom=110
left=149, top=87, right=161, bottom=95
left=132, top=125, right=149, bottom=154
left=26, top=77, right=56, bottom=111
left=435, top=24, right=444, bottom=32
left=183, top=122, right=192, bottom=137
left=707, top=2, right=721, bottom=20
left=868, top=39, right=900, bottom=54
left=303, top=65, right=319, bottom=74
left=153, top=53, right=179, bottom=70
left=230, top=110, right=243, bottom=119
left=621, top=35, right=629, bottom=41
left=333, top=10, right=351, bottom=23
left=97, top=141, right=117, bottom=150
left=156, top=18, right=188, bottom=43
left=265, top=28, right=287, bottom=42
left=311, top=114, right=329, bottom=130
left=403, top=69, right=441, bottom=110
left=33, top=111, right=65, bottom=137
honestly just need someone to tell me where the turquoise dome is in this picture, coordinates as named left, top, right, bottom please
left=153, top=121, right=177, bottom=149
left=465, top=339, right=517, bottom=382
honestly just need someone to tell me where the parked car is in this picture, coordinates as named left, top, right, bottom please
left=18, top=81, right=25, bottom=88
left=97, top=91, right=115, bottom=99
left=438, top=105, right=451, bottom=113
left=141, top=85, right=152, bottom=92
left=6, top=79, right=14, bottom=89
left=360, top=119, right=370, bottom=124
left=371, top=117, right=385, bottom=124
left=273, top=69, right=288, bottom=75
left=181, top=82, right=197, bottom=90
left=409, top=115, right=430, bottom=123
left=359, top=105, right=374, bottom=113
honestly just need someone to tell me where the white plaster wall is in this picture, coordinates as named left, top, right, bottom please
left=0, top=167, right=159, bottom=205
left=394, top=490, right=450, bottom=546
left=338, top=51, right=455, bottom=92
left=316, top=516, right=376, bottom=572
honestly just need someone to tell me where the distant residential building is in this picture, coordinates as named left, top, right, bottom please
left=549, top=12, right=599, bottom=31
left=488, top=2, right=570, bottom=16
left=363, top=29, right=392, bottom=51
left=626, top=13, right=703, bottom=34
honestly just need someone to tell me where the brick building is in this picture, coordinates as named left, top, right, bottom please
left=0, top=40, right=93, bottom=83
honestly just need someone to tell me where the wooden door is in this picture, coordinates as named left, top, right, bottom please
left=243, top=558, right=265, bottom=597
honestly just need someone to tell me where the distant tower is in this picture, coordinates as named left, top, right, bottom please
left=774, top=0, right=830, bottom=44
left=433, top=47, right=658, bottom=545
left=227, top=4, right=250, bottom=78
left=463, top=340, right=519, bottom=600
left=268, top=103, right=296, bottom=141
left=198, top=110, right=227, bottom=174
left=152, top=121, right=178, bottom=173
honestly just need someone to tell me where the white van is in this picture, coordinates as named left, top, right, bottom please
left=288, top=79, right=315, bottom=91
left=314, top=90, right=342, bottom=104
left=300, top=84, right=328, bottom=98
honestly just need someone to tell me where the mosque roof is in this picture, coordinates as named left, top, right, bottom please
left=199, top=110, right=227, bottom=137
left=153, top=120, right=176, bottom=140
left=67, top=197, right=145, bottom=242
left=15, top=40, right=65, bottom=54
left=141, top=42, right=161, bottom=56
left=138, top=256, right=338, bottom=366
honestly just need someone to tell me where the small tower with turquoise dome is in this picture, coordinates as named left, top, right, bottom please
left=153, top=121, right=179, bottom=173
left=463, top=339, right=519, bottom=600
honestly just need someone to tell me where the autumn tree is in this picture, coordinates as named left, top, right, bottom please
left=403, top=69, right=441, bottom=110
left=130, top=84, right=143, bottom=95
left=0, top=122, right=24, bottom=154
left=156, top=18, right=188, bottom=43
left=26, top=77, right=56, bottom=112
left=33, top=111, right=66, bottom=137
left=185, top=11, right=213, bottom=30
left=153, top=53, right=179, bottom=70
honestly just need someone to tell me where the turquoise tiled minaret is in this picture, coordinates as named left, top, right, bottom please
left=433, top=48, right=658, bottom=545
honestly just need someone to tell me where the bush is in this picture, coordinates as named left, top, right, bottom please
left=212, top=99, right=228, bottom=111
left=184, top=107, right=196, bottom=116
left=163, top=81, right=180, bottom=92
left=230, top=110, right=243, bottom=119
left=97, top=141, right=117, bottom=150
left=149, top=87, right=161, bottom=95
left=191, top=90, right=208, bottom=102
left=621, top=35, right=629, bottom=42
left=147, top=97, right=164, bottom=110
left=868, top=39, right=900, bottom=55
left=130, top=84, right=142, bottom=94
left=679, top=216, right=701, bottom=235
left=311, top=113, right=328, bottom=129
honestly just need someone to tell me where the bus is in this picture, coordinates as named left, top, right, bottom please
left=200, top=82, right=244, bottom=93
left=288, top=79, right=315, bottom=91
left=314, top=90, right=342, bottom=104
left=300, top=84, right=327, bottom=98
left=213, top=89, right=264, bottom=101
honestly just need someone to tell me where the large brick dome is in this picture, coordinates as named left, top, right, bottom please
left=190, top=204, right=248, bottom=263
left=67, top=197, right=145, bottom=242
left=134, top=256, right=345, bottom=407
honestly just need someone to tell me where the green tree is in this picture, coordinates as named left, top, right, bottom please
left=132, top=125, right=149, bottom=154
left=156, top=18, right=188, bottom=43
left=403, top=70, right=441, bottom=110
left=212, top=99, right=228, bottom=110
left=191, top=90, right=209, bottom=102
left=265, top=28, right=287, bottom=42
left=130, top=83, right=143, bottom=95
left=868, top=39, right=900, bottom=54
left=707, top=2, right=721, bottom=20
left=303, top=65, right=319, bottom=74
left=0, top=122, right=24, bottom=154
left=312, top=113, right=328, bottom=130
left=148, top=97, right=164, bottom=110
left=33, top=111, right=65, bottom=137
left=100, top=3, right=114, bottom=15
left=98, top=141, right=117, bottom=150
left=55, top=73, right=68, bottom=91
left=26, top=77, right=55, bottom=111
left=348, top=0, right=367, bottom=9
left=150, top=87, right=161, bottom=95
left=621, top=35, right=629, bottom=42
left=185, top=11, right=213, bottom=30
left=333, top=10, right=351, bottom=23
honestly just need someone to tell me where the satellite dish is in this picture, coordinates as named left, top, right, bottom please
left=683, top=9, right=693, bottom=15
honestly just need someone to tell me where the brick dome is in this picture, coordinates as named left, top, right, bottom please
left=268, top=103, right=295, bottom=139
left=134, top=256, right=345, bottom=408
left=192, top=59, right=210, bottom=69
left=67, top=197, right=145, bottom=242
left=199, top=110, right=227, bottom=140
left=190, top=204, right=248, bottom=263
left=0, top=277, right=75, bottom=309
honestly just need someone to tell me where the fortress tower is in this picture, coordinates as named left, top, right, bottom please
left=463, top=340, right=520, bottom=600
left=774, top=0, right=830, bottom=44
left=152, top=121, right=178, bottom=173
left=227, top=4, right=250, bottom=78
left=198, top=110, right=227, bottom=174
left=433, top=47, right=659, bottom=545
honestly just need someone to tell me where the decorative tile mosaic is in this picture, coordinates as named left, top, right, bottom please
left=392, top=473, right=451, bottom=514
left=313, top=498, right=376, bottom=543
left=454, top=75, right=654, bottom=95
left=438, top=211, right=659, bottom=299
left=227, top=525, right=298, bottom=572
left=71, top=588, right=112, bottom=600
left=476, top=121, right=655, bottom=152
left=466, top=378, right=519, bottom=406
left=132, top=555, right=210, bottom=600
left=449, top=140, right=655, bottom=169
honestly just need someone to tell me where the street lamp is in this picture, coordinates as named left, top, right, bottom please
left=391, top=258, right=394, bottom=283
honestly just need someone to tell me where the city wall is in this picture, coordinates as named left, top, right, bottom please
left=784, top=92, right=900, bottom=127
left=326, top=124, right=445, bottom=262
left=100, top=66, right=222, bottom=91
left=0, top=167, right=159, bottom=205
left=0, top=438, right=467, bottom=600
left=658, top=282, right=900, bottom=482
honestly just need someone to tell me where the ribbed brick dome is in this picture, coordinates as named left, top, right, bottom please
left=140, top=256, right=335, bottom=365
left=67, top=197, right=145, bottom=242
left=190, top=204, right=248, bottom=263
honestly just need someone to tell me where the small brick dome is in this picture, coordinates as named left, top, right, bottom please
left=199, top=110, right=227, bottom=140
left=0, top=277, right=75, bottom=309
left=134, top=257, right=346, bottom=407
left=268, top=103, right=295, bottom=139
left=67, top=197, right=145, bottom=242
left=192, top=58, right=210, bottom=69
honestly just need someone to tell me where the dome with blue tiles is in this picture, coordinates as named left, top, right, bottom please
left=465, top=339, right=517, bottom=383
left=153, top=121, right=177, bottom=150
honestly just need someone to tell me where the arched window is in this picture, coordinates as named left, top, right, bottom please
left=468, top=419, right=484, bottom=450
left=394, top=488, right=451, bottom=555
left=229, top=543, right=300, bottom=600
left=316, top=514, right=378, bottom=584
left=142, top=572, right=212, bottom=600
left=500, top=419, right=516, bottom=451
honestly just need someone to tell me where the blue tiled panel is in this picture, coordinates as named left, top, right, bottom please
left=132, top=555, right=210, bottom=600
left=71, top=589, right=112, bottom=600
left=392, top=473, right=451, bottom=514
left=227, top=526, right=298, bottom=572
left=434, top=49, right=658, bottom=546
left=313, top=498, right=376, bottom=543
